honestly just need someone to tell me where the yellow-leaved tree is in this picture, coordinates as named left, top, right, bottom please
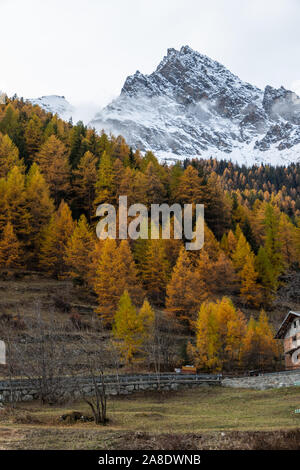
left=232, top=231, right=252, bottom=271
left=142, top=239, right=170, bottom=305
left=113, top=290, right=144, bottom=364
left=94, top=151, right=114, bottom=205
left=25, top=163, right=54, bottom=266
left=240, top=253, right=262, bottom=307
left=188, top=297, right=246, bottom=372
left=0, top=222, right=21, bottom=269
left=64, top=214, right=95, bottom=285
left=241, top=311, right=281, bottom=370
left=166, top=247, right=207, bottom=325
left=188, top=301, right=221, bottom=371
left=24, top=114, right=43, bottom=161
left=0, top=133, right=24, bottom=177
left=94, top=239, right=143, bottom=325
left=113, top=292, right=155, bottom=365
left=39, top=200, right=75, bottom=277
left=0, top=166, right=30, bottom=238
left=73, top=150, right=97, bottom=221
left=176, top=165, right=203, bottom=205
left=278, top=212, right=297, bottom=268
left=138, top=298, right=155, bottom=343
left=35, top=135, right=71, bottom=204
left=232, top=231, right=261, bottom=307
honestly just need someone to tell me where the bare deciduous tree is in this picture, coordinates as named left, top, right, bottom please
left=74, top=331, right=111, bottom=425
left=143, top=311, right=178, bottom=384
left=11, top=303, right=72, bottom=404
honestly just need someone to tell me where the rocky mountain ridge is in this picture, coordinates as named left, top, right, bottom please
left=90, top=46, right=300, bottom=165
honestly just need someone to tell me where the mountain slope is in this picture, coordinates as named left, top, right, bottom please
left=90, top=46, right=300, bottom=165
left=0, top=91, right=5, bottom=105
left=29, top=95, right=74, bottom=121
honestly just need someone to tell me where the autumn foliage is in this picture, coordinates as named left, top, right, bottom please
left=0, top=96, right=298, bottom=372
left=113, top=291, right=155, bottom=364
left=188, top=298, right=280, bottom=372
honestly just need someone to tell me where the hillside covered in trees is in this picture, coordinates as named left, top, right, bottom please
left=0, top=96, right=299, bottom=372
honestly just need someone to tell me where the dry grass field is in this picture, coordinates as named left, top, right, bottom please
left=0, top=386, right=299, bottom=450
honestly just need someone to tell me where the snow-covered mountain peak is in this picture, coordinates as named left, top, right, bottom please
left=28, top=95, right=74, bottom=120
left=90, top=45, right=300, bottom=165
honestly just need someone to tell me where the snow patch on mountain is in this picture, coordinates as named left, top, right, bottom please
left=28, top=95, right=99, bottom=124
left=157, top=140, right=300, bottom=166
left=29, top=95, right=74, bottom=120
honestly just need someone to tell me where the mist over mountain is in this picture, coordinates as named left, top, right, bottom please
left=18, top=46, right=300, bottom=166
left=28, top=95, right=74, bottom=121
left=27, top=95, right=99, bottom=126
left=90, top=46, right=300, bottom=166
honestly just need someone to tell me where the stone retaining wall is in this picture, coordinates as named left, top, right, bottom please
left=0, top=373, right=221, bottom=403
left=2, top=369, right=299, bottom=402
left=222, top=370, right=300, bottom=390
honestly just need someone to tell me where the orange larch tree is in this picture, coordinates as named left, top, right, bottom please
left=142, top=239, right=170, bottom=305
left=73, top=150, right=97, bottom=221
left=166, top=247, right=207, bottom=325
left=242, top=311, right=281, bottom=370
left=64, top=214, right=95, bottom=286
left=94, top=239, right=143, bottom=325
left=189, top=297, right=246, bottom=372
left=0, top=222, right=22, bottom=269
left=39, top=200, right=75, bottom=277
left=35, top=135, right=71, bottom=204
left=0, top=133, right=24, bottom=178
left=25, top=163, right=54, bottom=266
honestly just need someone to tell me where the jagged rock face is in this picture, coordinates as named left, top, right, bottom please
left=262, top=85, right=300, bottom=123
left=90, top=46, right=300, bottom=165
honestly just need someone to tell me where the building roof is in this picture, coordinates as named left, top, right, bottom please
left=275, top=311, right=300, bottom=339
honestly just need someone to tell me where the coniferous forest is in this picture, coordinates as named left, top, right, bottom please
left=0, top=96, right=299, bottom=373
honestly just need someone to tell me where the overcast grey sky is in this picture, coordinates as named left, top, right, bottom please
left=1, top=0, right=300, bottom=108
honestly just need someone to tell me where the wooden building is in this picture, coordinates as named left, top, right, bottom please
left=275, top=311, right=300, bottom=369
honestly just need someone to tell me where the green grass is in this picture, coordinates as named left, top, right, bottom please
left=4, top=386, right=300, bottom=432
left=106, top=386, right=300, bottom=432
left=0, top=386, right=299, bottom=449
